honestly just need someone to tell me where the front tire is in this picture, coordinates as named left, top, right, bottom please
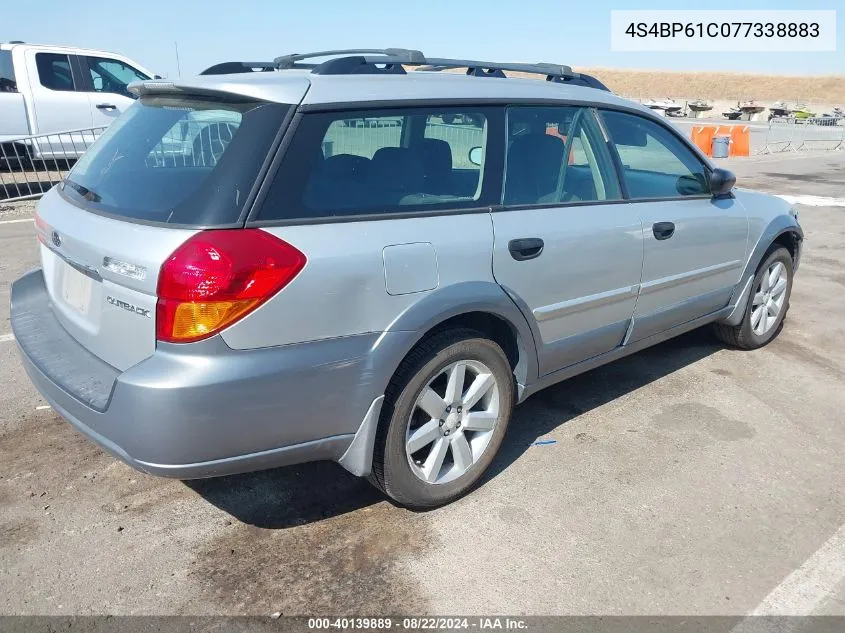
left=369, top=329, right=515, bottom=509
left=714, top=246, right=793, bottom=349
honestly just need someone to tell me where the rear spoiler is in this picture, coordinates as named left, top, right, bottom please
left=127, top=80, right=262, bottom=101
left=200, top=62, right=276, bottom=75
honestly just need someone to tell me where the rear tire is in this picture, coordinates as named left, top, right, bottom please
left=369, top=328, right=514, bottom=509
left=714, top=246, right=793, bottom=350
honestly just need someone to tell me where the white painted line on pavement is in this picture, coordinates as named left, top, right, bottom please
left=778, top=194, right=845, bottom=208
left=0, top=217, right=34, bottom=225
left=0, top=333, right=14, bottom=343
left=737, top=524, right=845, bottom=622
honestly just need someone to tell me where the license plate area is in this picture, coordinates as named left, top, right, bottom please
left=61, top=263, right=94, bottom=316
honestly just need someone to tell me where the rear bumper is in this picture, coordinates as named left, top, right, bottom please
left=11, top=269, right=390, bottom=479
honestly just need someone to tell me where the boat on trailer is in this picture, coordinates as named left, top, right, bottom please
left=644, top=97, right=684, bottom=117
left=768, top=101, right=792, bottom=121
left=688, top=99, right=712, bottom=113
left=739, top=100, right=765, bottom=116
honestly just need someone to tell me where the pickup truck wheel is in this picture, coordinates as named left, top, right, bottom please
left=369, top=328, right=514, bottom=509
left=714, top=246, right=793, bottom=350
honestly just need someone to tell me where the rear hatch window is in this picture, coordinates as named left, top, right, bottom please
left=62, top=95, right=290, bottom=227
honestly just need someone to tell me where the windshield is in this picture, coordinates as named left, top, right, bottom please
left=64, top=95, right=290, bottom=226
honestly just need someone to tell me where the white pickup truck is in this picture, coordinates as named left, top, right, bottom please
left=1, top=41, right=155, bottom=160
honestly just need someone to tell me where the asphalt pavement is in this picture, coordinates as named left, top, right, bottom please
left=1, top=153, right=844, bottom=616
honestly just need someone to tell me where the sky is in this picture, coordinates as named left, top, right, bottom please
left=3, top=0, right=842, bottom=79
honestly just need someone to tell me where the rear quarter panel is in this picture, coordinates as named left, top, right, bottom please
left=220, top=214, right=496, bottom=348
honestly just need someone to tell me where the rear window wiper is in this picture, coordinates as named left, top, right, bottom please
left=63, top=179, right=102, bottom=203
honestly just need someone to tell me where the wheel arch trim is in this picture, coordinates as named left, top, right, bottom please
left=380, top=281, right=540, bottom=389
left=338, top=281, right=540, bottom=477
left=723, top=216, right=802, bottom=326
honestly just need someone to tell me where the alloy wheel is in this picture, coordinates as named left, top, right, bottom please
left=751, top=261, right=788, bottom=336
left=405, top=360, right=500, bottom=485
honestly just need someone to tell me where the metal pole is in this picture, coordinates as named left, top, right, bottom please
left=175, top=42, right=182, bottom=78
left=760, top=120, right=772, bottom=155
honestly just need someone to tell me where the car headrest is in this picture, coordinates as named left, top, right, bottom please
left=504, top=134, right=564, bottom=204
left=369, top=147, right=424, bottom=193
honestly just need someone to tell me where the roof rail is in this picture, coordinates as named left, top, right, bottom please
left=417, top=59, right=609, bottom=90
left=273, top=48, right=426, bottom=69
left=198, top=49, right=610, bottom=91
left=418, top=59, right=573, bottom=78
left=200, top=61, right=276, bottom=75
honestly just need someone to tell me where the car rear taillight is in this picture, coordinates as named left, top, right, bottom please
left=156, top=229, right=306, bottom=343
left=34, top=210, right=49, bottom=245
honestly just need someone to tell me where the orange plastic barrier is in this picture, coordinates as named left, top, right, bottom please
left=724, top=125, right=750, bottom=157
left=691, top=126, right=716, bottom=157
left=690, top=125, right=750, bottom=158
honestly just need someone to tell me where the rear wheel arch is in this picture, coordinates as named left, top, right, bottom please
left=339, top=291, right=539, bottom=479
left=417, top=311, right=527, bottom=387
left=368, top=326, right=516, bottom=507
left=380, top=282, right=540, bottom=390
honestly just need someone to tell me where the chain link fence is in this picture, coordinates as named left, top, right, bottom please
left=1, top=127, right=106, bottom=202
left=757, top=117, right=845, bottom=154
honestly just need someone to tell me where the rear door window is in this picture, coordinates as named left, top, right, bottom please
left=254, top=106, right=502, bottom=222
left=84, top=56, right=150, bottom=97
left=0, top=50, right=16, bottom=92
left=35, top=53, right=76, bottom=91
left=63, top=95, right=290, bottom=226
left=503, top=105, right=621, bottom=206
left=600, top=110, right=711, bottom=199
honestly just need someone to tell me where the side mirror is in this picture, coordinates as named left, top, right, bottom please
left=709, top=167, right=736, bottom=198
left=468, top=146, right=483, bottom=166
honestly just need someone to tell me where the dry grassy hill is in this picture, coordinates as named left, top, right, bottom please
left=439, top=66, right=845, bottom=113
left=571, top=68, right=844, bottom=104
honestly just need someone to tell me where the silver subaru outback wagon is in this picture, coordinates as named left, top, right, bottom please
left=11, top=49, right=802, bottom=508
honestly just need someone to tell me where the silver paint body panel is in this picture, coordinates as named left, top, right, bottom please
left=491, top=203, right=644, bottom=376
left=33, top=187, right=198, bottom=371
left=221, top=215, right=493, bottom=349
left=13, top=69, right=803, bottom=479
left=382, top=242, right=439, bottom=296
left=628, top=196, right=749, bottom=342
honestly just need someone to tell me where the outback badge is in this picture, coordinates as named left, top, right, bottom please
left=106, top=296, right=152, bottom=319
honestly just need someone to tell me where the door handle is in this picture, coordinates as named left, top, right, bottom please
left=652, top=222, right=676, bottom=240
left=508, top=238, right=544, bottom=261
left=96, top=103, right=117, bottom=110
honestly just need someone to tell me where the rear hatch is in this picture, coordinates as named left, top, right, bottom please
left=34, top=91, right=293, bottom=371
